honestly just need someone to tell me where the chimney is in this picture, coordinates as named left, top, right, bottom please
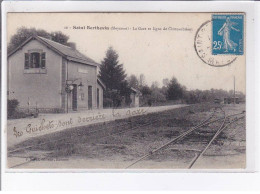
left=67, top=42, right=76, bottom=50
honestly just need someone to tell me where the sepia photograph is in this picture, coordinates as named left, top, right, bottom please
left=6, top=12, right=246, bottom=170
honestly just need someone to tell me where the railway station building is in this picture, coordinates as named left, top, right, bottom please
left=7, top=35, right=105, bottom=113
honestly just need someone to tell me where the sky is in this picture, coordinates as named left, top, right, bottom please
left=7, top=13, right=246, bottom=93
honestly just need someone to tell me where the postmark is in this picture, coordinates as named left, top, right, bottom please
left=194, top=14, right=244, bottom=67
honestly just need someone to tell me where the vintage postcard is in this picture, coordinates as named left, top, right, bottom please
left=5, top=12, right=246, bottom=170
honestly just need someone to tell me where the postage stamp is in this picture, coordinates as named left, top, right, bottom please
left=212, top=14, right=244, bottom=55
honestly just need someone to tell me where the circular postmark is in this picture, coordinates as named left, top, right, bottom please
left=194, top=20, right=237, bottom=67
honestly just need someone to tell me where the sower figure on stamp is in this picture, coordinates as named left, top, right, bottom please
left=218, top=17, right=240, bottom=52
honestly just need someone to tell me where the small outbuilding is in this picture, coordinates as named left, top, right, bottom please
left=130, top=87, right=141, bottom=108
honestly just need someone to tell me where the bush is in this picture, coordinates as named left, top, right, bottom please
left=8, top=99, right=19, bottom=118
left=151, top=90, right=167, bottom=103
left=8, top=99, right=34, bottom=119
left=184, top=92, right=200, bottom=104
left=104, top=98, right=113, bottom=108
left=139, top=94, right=153, bottom=107
left=9, top=111, right=28, bottom=119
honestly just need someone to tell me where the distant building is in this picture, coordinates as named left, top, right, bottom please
left=224, top=97, right=239, bottom=104
left=214, top=98, right=222, bottom=104
left=130, top=87, right=141, bottom=107
left=8, top=35, right=105, bottom=113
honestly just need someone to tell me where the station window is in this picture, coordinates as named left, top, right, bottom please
left=25, top=52, right=46, bottom=69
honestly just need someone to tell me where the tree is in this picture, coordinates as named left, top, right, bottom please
left=8, top=27, right=72, bottom=52
left=166, top=77, right=185, bottom=100
left=99, top=47, right=129, bottom=107
left=151, top=81, right=159, bottom=89
left=151, top=90, right=166, bottom=103
left=162, top=78, right=170, bottom=87
left=139, top=85, right=152, bottom=106
left=99, top=47, right=127, bottom=90
left=50, top=31, right=69, bottom=45
left=139, top=74, right=146, bottom=87
left=128, top=74, right=139, bottom=89
left=140, top=85, right=152, bottom=96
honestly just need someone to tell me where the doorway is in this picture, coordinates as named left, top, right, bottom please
left=97, top=88, right=100, bottom=109
left=72, top=84, right=77, bottom=111
left=88, top=86, right=92, bottom=109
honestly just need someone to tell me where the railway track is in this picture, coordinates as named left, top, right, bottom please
left=125, top=109, right=245, bottom=169
left=187, top=115, right=243, bottom=168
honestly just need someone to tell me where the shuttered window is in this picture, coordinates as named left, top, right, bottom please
left=41, top=52, right=46, bottom=69
left=24, top=51, right=46, bottom=69
left=24, top=53, right=30, bottom=69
